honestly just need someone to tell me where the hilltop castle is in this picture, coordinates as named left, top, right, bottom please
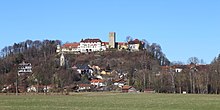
left=56, top=32, right=145, bottom=54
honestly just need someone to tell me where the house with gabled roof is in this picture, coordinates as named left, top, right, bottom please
left=90, top=79, right=106, bottom=87
left=57, top=42, right=80, bottom=54
left=113, top=79, right=126, bottom=88
left=78, top=84, right=92, bottom=92
left=79, top=38, right=105, bottom=53
left=74, top=64, right=94, bottom=78
left=128, top=39, right=144, bottom=51
left=122, top=85, right=137, bottom=93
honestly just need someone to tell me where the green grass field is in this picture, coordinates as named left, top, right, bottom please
left=0, top=93, right=220, bottom=110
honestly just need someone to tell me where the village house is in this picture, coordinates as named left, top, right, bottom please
left=27, top=85, right=37, bottom=92
left=77, top=84, right=92, bottom=92
left=128, top=39, right=144, bottom=51
left=18, top=61, right=32, bottom=75
left=122, top=85, right=137, bottom=93
left=1, top=84, right=16, bottom=93
left=17, top=61, right=33, bottom=92
left=161, top=65, right=186, bottom=74
left=171, top=65, right=188, bottom=73
left=74, top=64, right=93, bottom=74
left=90, top=79, right=106, bottom=87
left=72, top=64, right=94, bottom=79
left=27, top=85, right=54, bottom=93
left=113, top=79, right=126, bottom=88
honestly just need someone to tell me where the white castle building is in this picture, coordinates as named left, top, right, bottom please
left=56, top=32, right=144, bottom=54
left=79, top=38, right=104, bottom=53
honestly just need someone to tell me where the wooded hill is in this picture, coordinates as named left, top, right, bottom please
left=0, top=39, right=169, bottom=92
left=1, top=39, right=220, bottom=94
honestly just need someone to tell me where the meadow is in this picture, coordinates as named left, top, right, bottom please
left=0, top=93, right=220, bottom=110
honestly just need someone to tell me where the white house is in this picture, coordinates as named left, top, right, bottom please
left=90, top=79, right=106, bottom=87
left=113, top=79, right=126, bottom=88
left=79, top=39, right=105, bottom=53
left=18, top=61, right=32, bottom=75
left=78, top=84, right=92, bottom=91
left=175, top=68, right=183, bottom=73
left=128, top=39, right=143, bottom=51
left=27, top=85, right=37, bottom=92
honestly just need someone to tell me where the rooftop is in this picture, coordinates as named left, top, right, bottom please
left=90, top=79, right=104, bottom=83
left=62, top=43, right=79, bottom=48
left=128, top=39, right=141, bottom=44
left=81, top=39, right=102, bottom=43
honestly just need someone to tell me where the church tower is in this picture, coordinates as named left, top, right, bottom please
left=60, top=53, right=65, bottom=66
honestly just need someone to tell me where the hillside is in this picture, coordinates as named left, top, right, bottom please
left=2, top=39, right=220, bottom=94
left=0, top=39, right=169, bottom=92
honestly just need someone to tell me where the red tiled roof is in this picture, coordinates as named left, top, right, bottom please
left=90, top=79, right=104, bottom=83
left=78, top=84, right=92, bottom=87
left=81, top=39, right=102, bottom=43
left=122, top=85, right=132, bottom=90
left=102, top=42, right=109, bottom=45
left=62, top=43, right=79, bottom=48
left=128, top=39, right=141, bottom=44
left=171, top=65, right=187, bottom=69
left=193, top=65, right=209, bottom=71
left=113, top=79, right=125, bottom=83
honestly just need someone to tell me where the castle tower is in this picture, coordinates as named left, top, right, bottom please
left=109, top=32, right=116, bottom=48
left=60, top=52, right=65, bottom=66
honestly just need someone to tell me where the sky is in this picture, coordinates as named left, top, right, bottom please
left=0, top=0, right=220, bottom=64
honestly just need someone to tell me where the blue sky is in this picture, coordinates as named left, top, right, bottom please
left=0, top=0, right=220, bottom=64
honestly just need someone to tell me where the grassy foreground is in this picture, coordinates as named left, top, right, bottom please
left=0, top=93, right=220, bottom=110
